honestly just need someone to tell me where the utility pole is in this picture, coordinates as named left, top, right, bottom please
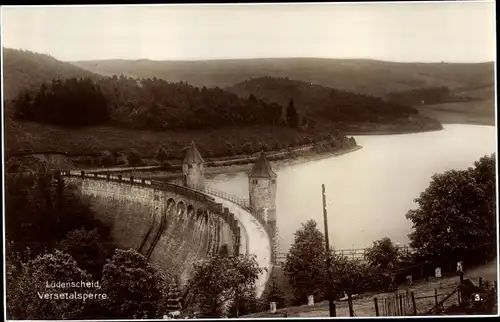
left=322, top=184, right=335, bottom=317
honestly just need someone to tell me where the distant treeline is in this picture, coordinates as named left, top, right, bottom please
left=13, top=76, right=283, bottom=130
left=226, top=76, right=419, bottom=125
left=385, top=86, right=474, bottom=106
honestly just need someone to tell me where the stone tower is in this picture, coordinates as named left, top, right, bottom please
left=248, top=151, right=278, bottom=262
left=182, top=141, right=205, bottom=190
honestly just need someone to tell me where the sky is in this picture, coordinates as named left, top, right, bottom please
left=1, top=2, right=496, bottom=63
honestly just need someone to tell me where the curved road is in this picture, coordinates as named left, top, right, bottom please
left=208, top=195, right=272, bottom=298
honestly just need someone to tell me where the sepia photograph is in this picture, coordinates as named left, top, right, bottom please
left=1, top=1, right=497, bottom=319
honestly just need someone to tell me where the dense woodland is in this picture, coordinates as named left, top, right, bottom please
left=13, top=76, right=283, bottom=130
left=13, top=74, right=430, bottom=131
left=226, top=76, right=419, bottom=124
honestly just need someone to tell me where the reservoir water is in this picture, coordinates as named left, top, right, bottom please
left=205, top=124, right=497, bottom=253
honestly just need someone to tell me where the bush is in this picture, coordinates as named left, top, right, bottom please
left=154, top=145, right=170, bottom=164
left=364, top=237, right=400, bottom=270
left=58, top=228, right=115, bottom=279
left=242, top=142, right=253, bottom=155
left=6, top=250, right=92, bottom=320
left=98, top=150, right=115, bottom=167
left=258, top=142, right=269, bottom=152
left=114, top=152, right=127, bottom=165
left=225, top=142, right=235, bottom=155
left=100, top=249, right=165, bottom=318
left=126, top=149, right=143, bottom=166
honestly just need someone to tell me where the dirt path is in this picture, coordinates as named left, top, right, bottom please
left=245, top=259, right=497, bottom=317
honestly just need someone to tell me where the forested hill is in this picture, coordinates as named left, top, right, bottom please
left=71, top=58, right=494, bottom=98
left=226, top=76, right=420, bottom=124
left=12, top=76, right=283, bottom=130
left=3, top=48, right=101, bottom=101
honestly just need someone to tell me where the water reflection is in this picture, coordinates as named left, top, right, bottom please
left=205, top=125, right=496, bottom=252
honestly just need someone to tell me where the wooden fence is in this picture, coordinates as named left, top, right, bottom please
left=374, top=274, right=497, bottom=316
left=374, top=291, right=415, bottom=316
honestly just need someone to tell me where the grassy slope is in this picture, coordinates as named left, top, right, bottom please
left=4, top=120, right=307, bottom=158
left=246, top=260, right=497, bottom=317
left=2, top=48, right=101, bottom=102
left=71, top=58, right=494, bottom=98
left=416, top=85, right=495, bottom=126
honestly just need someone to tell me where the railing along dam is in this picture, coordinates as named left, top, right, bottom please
left=58, top=170, right=247, bottom=287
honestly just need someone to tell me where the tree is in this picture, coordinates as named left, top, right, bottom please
left=406, top=154, right=496, bottom=267
left=100, top=249, right=165, bottom=318
left=187, top=254, right=263, bottom=317
left=14, top=77, right=110, bottom=127
left=58, top=228, right=115, bottom=279
left=155, top=145, right=170, bottom=164
left=266, top=274, right=286, bottom=309
left=286, top=99, right=299, bottom=128
left=327, top=254, right=383, bottom=297
left=126, top=148, right=143, bottom=166
left=5, top=172, right=105, bottom=258
left=364, top=237, right=400, bottom=270
left=6, top=250, right=91, bottom=320
left=284, top=220, right=326, bottom=304
left=165, top=279, right=182, bottom=313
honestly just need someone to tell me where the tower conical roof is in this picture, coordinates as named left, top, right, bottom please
left=249, top=152, right=276, bottom=178
left=183, top=141, right=204, bottom=164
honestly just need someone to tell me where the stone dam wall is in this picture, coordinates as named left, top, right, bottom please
left=63, top=171, right=243, bottom=287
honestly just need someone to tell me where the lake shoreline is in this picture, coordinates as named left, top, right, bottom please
left=345, top=127, right=443, bottom=136
left=204, top=145, right=364, bottom=177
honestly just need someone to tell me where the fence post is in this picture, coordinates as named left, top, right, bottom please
left=374, top=298, right=379, bottom=316
left=434, top=289, right=438, bottom=305
left=411, top=292, right=417, bottom=316
left=399, top=294, right=403, bottom=316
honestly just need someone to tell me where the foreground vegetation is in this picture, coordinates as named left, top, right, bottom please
left=5, top=171, right=264, bottom=319
left=259, top=153, right=496, bottom=314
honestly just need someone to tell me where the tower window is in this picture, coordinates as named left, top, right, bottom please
left=252, top=179, right=258, bottom=184
left=271, top=179, right=276, bottom=184
left=188, top=164, right=193, bottom=169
